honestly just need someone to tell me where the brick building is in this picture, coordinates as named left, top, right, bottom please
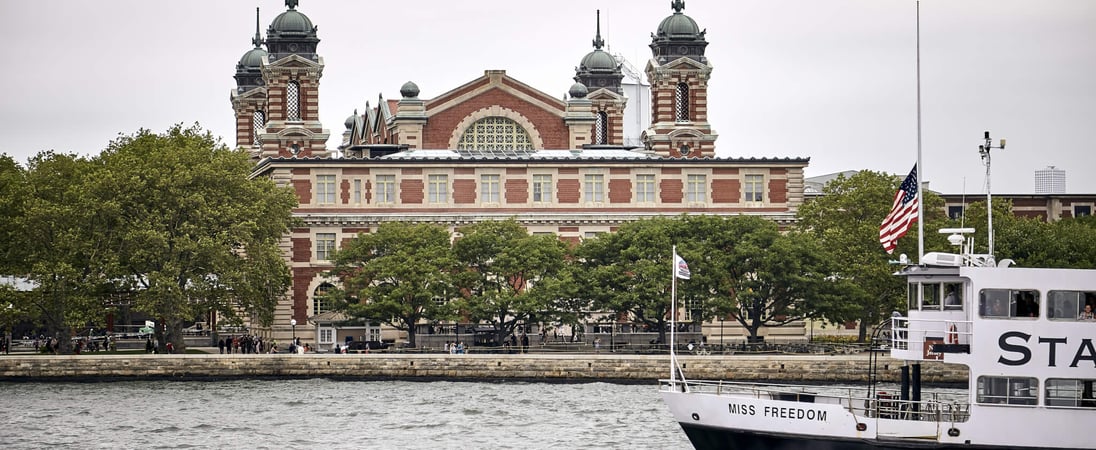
left=231, top=1, right=810, bottom=346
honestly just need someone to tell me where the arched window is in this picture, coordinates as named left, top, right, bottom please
left=456, top=116, right=533, bottom=151
left=287, top=81, right=301, bottom=121
left=675, top=82, right=690, bottom=122
left=313, top=283, right=335, bottom=316
left=252, top=110, right=265, bottom=146
left=595, top=111, right=608, bottom=145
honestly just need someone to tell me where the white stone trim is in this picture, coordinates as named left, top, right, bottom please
left=447, top=105, right=544, bottom=150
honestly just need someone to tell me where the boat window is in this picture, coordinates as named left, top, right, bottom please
left=1047, top=290, right=1096, bottom=321
left=922, top=283, right=941, bottom=310
left=977, top=376, right=1037, bottom=406
left=979, top=289, right=1039, bottom=319
left=943, top=283, right=963, bottom=310
left=1045, top=378, right=1096, bottom=408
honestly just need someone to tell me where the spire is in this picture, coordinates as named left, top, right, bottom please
left=592, top=10, right=604, bottom=50
left=672, top=0, right=684, bottom=13
left=286, top=0, right=298, bottom=10
left=251, top=7, right=263, bottom=48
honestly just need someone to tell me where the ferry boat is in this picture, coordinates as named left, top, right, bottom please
left=659, top=231, right=1096, bottom=449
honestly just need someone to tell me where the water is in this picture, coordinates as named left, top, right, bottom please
left=0, top=379, right=692, bottom=449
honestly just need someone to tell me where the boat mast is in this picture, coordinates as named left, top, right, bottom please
left=978, top=131, right=1005, bottom=261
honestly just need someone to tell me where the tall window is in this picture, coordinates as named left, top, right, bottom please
left=428, top=174, right=449, bottom=204
left=251, top=110, right=265, bottom=146
left=532, top=174, right=552, bottom=203
left=480, top=174, right=500, bottom=203
left=287, top=81, right=301, bottom=121
left=351, top=179, right=363, bottom=205
left=686, top=174, right=707, bottom=203
left=456, top=116, right=533, bottom=151
left=675, top=82, right=690, bottom=122
left=316, top=175, right=336, bottom=205
left=313, top=283, right=335, bottom=315
left=315, top=233, right=336, bottom=261
left=744, top=174, right=764, bottom=202
left=595, top=111, right=608, bottom=145
left=636, top=174, right=656, bottom=203
left=376, top=175, right=396, bottom=204
left=584, top=174, right=604, bottom=203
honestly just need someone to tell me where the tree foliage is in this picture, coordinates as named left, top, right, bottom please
left=576, top=217, right=682, bottom=344
left=452, top=219, right=569, bottom=344
left=90, top=124, right=297, bottom=351
left=795, top=170, right=947, bottom=340
left=0, top=124, right=298, bottom=352
left=682, top=215, right=843, bottom=340
left=8, top=152, right=110, bottom=352
left=330, top=222, right=457, bottom=347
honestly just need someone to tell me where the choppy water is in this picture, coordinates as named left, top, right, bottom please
left=0, top=379, right=692, bottom=449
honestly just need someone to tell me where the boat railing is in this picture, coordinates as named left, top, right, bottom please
left=891, top=317, right=972, bottom=354
left=660, top=379, right=970, bottom=424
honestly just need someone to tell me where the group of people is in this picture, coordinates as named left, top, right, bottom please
left=217, top=335, right=278, bottom=354
left=443, top=341, right=466, bottom=354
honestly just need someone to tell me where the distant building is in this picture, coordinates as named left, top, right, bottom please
left=1034, top=166, right=1066, bottom=194
left=804, top=171, right=1094, bottom=221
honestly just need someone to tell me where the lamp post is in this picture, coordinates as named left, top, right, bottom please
left=719, top=316, right=724, bottom=350
left=290, top=318, right=297, bottom=346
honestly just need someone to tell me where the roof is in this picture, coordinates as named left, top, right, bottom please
left=379, top=147, right=659, bottom=160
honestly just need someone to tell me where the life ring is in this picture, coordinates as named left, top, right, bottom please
left=946, top=324, right=959, bottom=344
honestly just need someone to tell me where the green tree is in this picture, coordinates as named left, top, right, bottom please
left=983, top=202, right=1096, bottom=269
left=0, top=154, right=25, bottom=274
left=686, top=215, right=843, bottom=341
left=795, top=170, right=947, bottom=341
left=91, top=124, right=297, bottom=352
left=10, top=152, right=113, bottom=352
left=527, top=261, right=592, bottom=342
left=331, top=222, right=456, bottom=348
left=452, top=219, right=568, bottom=345
left=576, top=217, right=684, bottom=345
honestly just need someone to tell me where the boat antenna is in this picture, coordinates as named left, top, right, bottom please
left=915, top=0, right=925, bottom=264
left=979, top=130, right=1005, bottom=261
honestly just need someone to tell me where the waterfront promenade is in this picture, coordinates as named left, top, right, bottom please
left=0, top=351, right=967, bottom=383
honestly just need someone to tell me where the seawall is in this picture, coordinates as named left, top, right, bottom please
left=0, top=353, right=968, bottom=384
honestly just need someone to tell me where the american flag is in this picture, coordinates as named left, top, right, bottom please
left=879, top=165, right=919, bottom=254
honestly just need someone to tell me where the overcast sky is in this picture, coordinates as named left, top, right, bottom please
left=2, top=0, right=1093, bottom=194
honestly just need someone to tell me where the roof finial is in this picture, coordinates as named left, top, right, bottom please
left=286, top=0, right=298, bottom=10
left=251, top=7, right=263, bottom=48
left=592, top=10, right=604, bottom=50
left=671, top=0, right=685, bottom=13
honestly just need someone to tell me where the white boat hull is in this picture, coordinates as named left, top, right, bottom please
left=661, top=383, right=1089, bottom=450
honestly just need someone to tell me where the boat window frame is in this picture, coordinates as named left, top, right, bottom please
left=1044, top=378, right=1096, bottom=409
left=977, top=376, right=1038, bottom=406
left=978, top=288, right=1040, bottom=319
left=910, top=281, right=965, bottom=311
left=1046, top=290, right=1096, bottom=321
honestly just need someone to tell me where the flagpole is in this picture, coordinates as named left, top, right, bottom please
left=915, top=0, right=925, bottom=264
left=670, top=245, right=677, bottom=382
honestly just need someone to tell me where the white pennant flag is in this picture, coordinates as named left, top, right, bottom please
left=674, top=254, right=691, bottom=280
